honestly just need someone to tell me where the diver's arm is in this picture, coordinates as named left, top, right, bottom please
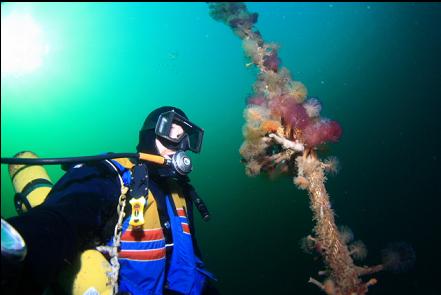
left=6, top=162, right=121, bottom=294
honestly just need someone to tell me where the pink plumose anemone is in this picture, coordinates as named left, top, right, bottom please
left=268, top=95, right=286, bottom=117
left=247, top=95, right=267, bottom=106
left=244, top=105, right=270, bottom=123
left=294, top=176, right=309, bottom=190
left=338, top=225, right=354, bottom=244
left=283, top=102, right=311, bottom=131
left=285, top=81, right=307, bottom=103
left=299, top=235, right=316, bottom=254
left=303, top=97, right=322, bottom=118
left=349, top=240, right=368, bottom=261
left=323, top=156, right=340, bottom=175
left=381, top=242, right=416, bottom=273
left=303, top=119, right=342, bottom=147
left=268, top=95, right=309, bottom=129
left=245, top=159, right=262, bottom=176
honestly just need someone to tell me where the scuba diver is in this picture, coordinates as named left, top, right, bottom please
left=1, top=106, right=218, bottom=295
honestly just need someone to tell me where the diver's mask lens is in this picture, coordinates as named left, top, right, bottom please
left=155, top=111, right=204, bottom=153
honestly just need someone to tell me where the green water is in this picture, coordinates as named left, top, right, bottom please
left=2, top=2, right=440, bottom=294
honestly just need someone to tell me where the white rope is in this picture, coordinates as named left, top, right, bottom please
left=96, top=160, right=128, bottom=295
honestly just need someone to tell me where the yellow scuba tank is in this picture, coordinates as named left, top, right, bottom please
left=8, top=151, right=113, bottom=295
left=8, top=151, right=53, bottom=213
left=58, top=250, right=113, bottom=295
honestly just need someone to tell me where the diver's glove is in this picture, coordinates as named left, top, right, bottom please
left=1, top=218, right=27, bottom=294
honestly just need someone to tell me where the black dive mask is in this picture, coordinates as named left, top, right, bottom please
left=155, top=110, right=204, bottom=153
left=157, top=136, right=192, bottom=153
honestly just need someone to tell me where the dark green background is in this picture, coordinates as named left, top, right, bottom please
left=2, top=2, right=440, bottom=294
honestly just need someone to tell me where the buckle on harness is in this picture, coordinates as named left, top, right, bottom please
left=129, top=197, right=146, bottom=228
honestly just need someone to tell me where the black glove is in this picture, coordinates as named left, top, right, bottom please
left=1, top=218, right=27, bottom=295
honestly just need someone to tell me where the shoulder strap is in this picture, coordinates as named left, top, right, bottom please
left=105, top=159, right=133, bottom=188
left=168, top=180, right=187, bottom=211
left=112, top=158, right=135, bottom=170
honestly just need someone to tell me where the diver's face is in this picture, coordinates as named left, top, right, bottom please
left=155, top=123, right=184, bottom=159
left=168, top=123, right=185, bottom=140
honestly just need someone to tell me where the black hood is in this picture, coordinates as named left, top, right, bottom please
left=136, top=106, right=189, bottom=182
left=136, top=106, right=188, bottom=155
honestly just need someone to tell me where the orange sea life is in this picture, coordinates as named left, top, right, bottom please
left=261, top=120, right=281, bottom=133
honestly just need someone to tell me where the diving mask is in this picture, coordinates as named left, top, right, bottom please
left=155, top=110, right=204, bottom=153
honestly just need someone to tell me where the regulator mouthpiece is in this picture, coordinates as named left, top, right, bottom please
left=170, top=151, right=193, bottom=175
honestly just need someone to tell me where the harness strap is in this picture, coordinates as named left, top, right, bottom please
left=148, top=180, right=174, bottom=246
left=14, top=178, right=53, bottom=214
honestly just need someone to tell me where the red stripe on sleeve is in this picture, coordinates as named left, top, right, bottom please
left=176, top=208, right=187, bottom=217
left=181, top=223, right=191, bottom=234
left=121, top=228, right=164, bottom=242
left=119, top=248, right=166, bottom=260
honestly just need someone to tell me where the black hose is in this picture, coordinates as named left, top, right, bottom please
left=0, top=153, right=140, bottom=165
left=192, top=193, right=211, bottom=222
left=186, top=184, right=211, bottom=222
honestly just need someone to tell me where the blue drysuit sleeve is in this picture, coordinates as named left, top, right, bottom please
left=6, top=161, right=121, bottom=293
